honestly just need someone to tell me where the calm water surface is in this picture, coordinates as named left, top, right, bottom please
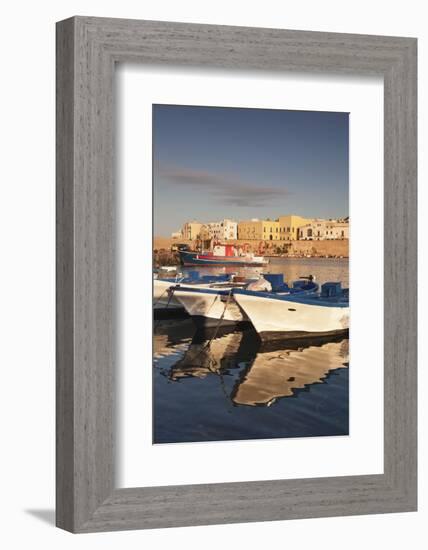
left=153, top=257, right=349, bottom=444
left=173, top=256, right=349, bottom=287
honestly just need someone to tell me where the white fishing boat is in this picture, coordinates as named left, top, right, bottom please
left=233, top=282, right=349, bottom=340
left=153, top=271, right=230, bottom=310
left=171, top=274, right=318, bottom=328
left=170, top=286, right=248, bottom=326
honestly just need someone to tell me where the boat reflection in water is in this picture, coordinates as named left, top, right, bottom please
left=167, top=330, right=244, bottom=381
left=153, top=318, right=195, bottom=361
left=232, top=337, right=348, bottom=407
left=160, top=324, right=348, bottom=407
left=153, top=319, right=349, bottom=443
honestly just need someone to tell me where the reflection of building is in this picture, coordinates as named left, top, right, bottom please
left=207, top=219, right=237, bottom=241
left=278, top=215, right=311, bottom=241
left=299, top=219, right=349, bottom=240
left=181, top=221, right=204, bottom=241
left=237, top=219, right=280, bottom=241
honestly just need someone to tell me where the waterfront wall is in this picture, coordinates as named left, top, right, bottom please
left=275, top=239, right=349, bottom=258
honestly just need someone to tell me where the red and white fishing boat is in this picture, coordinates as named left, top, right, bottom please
left=179, top=243, right=268, bottom=267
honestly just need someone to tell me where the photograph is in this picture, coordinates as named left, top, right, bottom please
left=1, top=3, right=416, bottom=541
left=152, top=104, right=350, bottom=444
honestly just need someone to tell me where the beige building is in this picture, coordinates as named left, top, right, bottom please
left=299, top=219, right=349, bottom=240
left=324, top=221, right=349, bottom=240
left=299, top=220, right=327, bottom=240
left=237, top=219, right=280, bottom=241
left=278, top=215, right=312, bottom=241
left=181, top=221, right=204, bottom=241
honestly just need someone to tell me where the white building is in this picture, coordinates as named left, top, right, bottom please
left=171, top=230, right=182, bottom=240
left=298, top=220, right=326, bottom=240
left=324, top=221, right=349, bottom=240
left=298, top=219, right=349, bottom=240
left=207, top=219, right=237, bottom=241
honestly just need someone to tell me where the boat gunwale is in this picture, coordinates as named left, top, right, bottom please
left=233, top=288, right=349, bottom=308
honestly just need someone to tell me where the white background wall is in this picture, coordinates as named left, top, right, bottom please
left=0, top=1, right=425, bottom=548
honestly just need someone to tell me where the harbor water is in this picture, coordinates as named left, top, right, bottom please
left=153, top=257, right=349, bottom=444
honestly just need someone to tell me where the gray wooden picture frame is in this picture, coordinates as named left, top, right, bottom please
left=56, top=16, right=417, bottom=533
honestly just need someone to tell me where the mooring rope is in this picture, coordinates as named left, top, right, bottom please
left=204, top=289, right=234, bottom=352
left=153, top=286, right=177, bottom=330
left=179, top=288, right=234, bottom=367
left=153, top=287, right=169, bottom=308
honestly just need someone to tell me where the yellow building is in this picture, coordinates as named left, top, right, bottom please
left=278, top=215, right=312, bottom=240
left=181, top=221, right=204, bottom=241
left=237, top=219, right=280, bottom=241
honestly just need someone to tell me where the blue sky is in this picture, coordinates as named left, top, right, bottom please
left=153, top=104, right=349, bottom=236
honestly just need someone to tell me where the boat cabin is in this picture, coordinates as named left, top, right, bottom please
left=212, top=243, right=236, bottom=257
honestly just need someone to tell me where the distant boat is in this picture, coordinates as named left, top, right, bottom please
left=179, top=243, right=268, bottom=267
left=233, top=282, right=349, bottom=340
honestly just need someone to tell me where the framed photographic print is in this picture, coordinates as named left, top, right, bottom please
left=56, top=16, right=417, bottom=532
